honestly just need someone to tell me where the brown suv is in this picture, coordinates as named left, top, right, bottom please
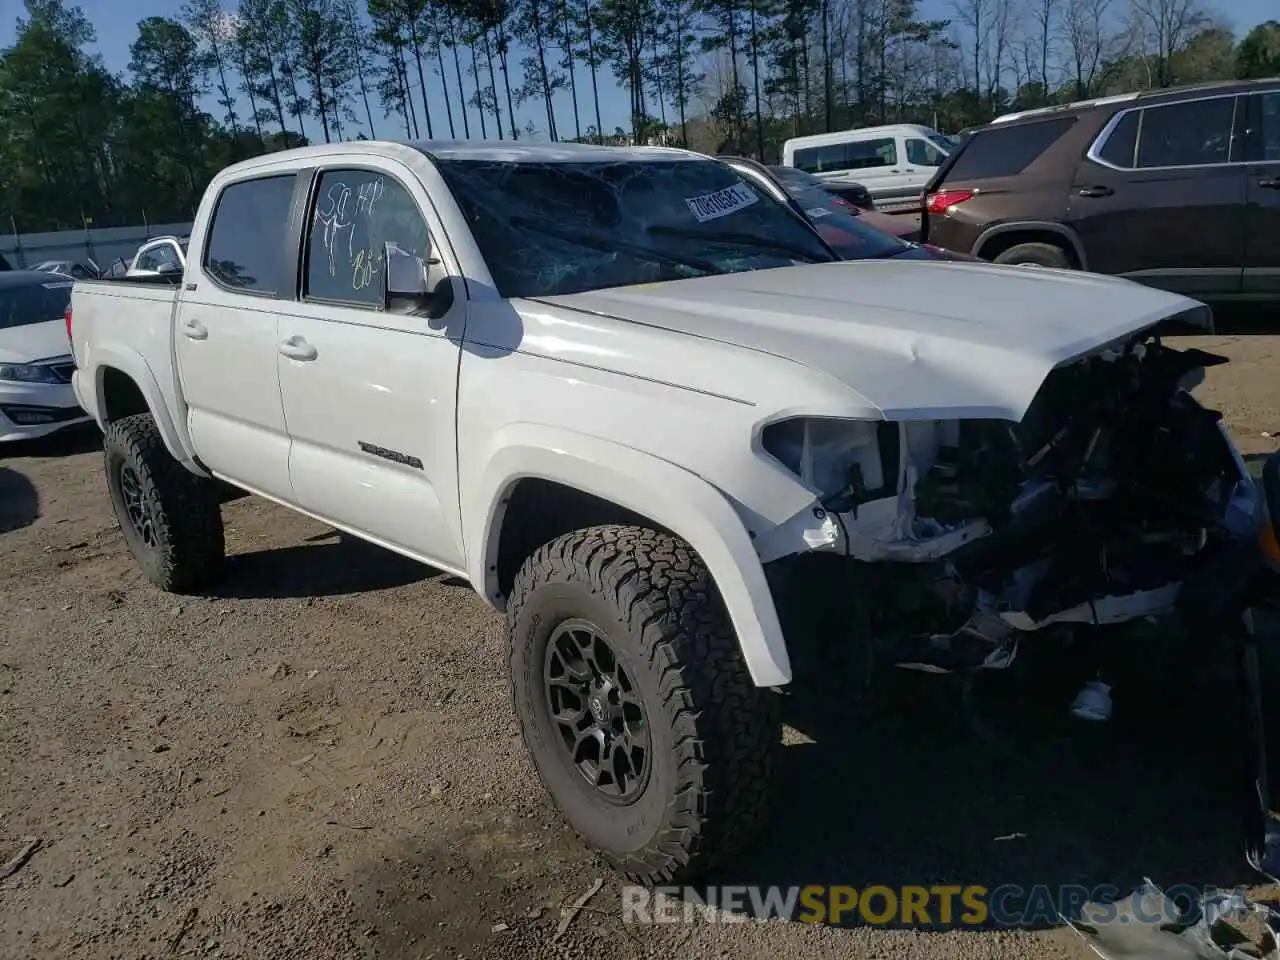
left=920, top=79, right=1280, bottom=300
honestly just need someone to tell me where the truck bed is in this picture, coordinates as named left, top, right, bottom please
left=68, top=275, right=184, bottom=433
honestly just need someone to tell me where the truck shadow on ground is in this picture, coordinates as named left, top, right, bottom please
left=200, top=530, right=445, bottom=599
left=0, top=466, right=39, bottom=533
left=706, top=634, right=1269, bottom=931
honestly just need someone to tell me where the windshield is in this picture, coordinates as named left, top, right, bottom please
left=786, top=187, right=911, bottom=260
left=434, top=158, right=837, bottom=298
left=0, top=280, right=72, bottom=331
left=929, top=133, right=957, bottom=152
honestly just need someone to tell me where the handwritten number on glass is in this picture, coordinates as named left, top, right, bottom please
left=313, top=174, right=388, bottom=290
left=352, top=248, right=383, bottom=291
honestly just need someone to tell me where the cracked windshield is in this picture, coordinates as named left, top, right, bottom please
left=435, top=157, right=836, bottom=297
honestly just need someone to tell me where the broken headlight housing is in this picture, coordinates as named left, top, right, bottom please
left=761, top=417, right=900, bottom=510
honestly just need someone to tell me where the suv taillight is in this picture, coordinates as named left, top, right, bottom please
left=925, top=190, right=975, bottom=215
left=65, top=303, right=73, bottom=342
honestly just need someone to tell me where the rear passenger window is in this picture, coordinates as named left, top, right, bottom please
left=794, top=137, right=898, bottom=173
left=943, top=117, right=1076, bottom=181
left=304, top=169, right=433, bottom=307
left=1257, top=92, right=1280, bottom=162
left=1096, top=111, right=1139, bottom=168
left=203, top=174, right=296, bottom=294
left=1136, top=97, right=1236, bottom=167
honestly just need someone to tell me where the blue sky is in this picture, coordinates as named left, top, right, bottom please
left=2, top=0, right=1275, bottom=140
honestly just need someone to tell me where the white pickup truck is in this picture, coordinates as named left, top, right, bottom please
left=68, top=140, right=1280, bottom=884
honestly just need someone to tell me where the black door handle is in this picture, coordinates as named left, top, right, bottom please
left=1258, top=177, right=1280, bottom=190
left=1078, top=185, right=1115, bottom=198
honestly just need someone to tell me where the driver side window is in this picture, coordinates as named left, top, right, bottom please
left=906, top=138, right=945, bottom=166
left=304, top=168, right=433, bottom=307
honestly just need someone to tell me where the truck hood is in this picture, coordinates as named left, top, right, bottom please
left=0, top=319, right=71, bottom=364
left=538, top=259, right=1211, bottom=421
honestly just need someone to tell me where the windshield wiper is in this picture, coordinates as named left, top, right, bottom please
left=646, top=225, right=832, bottom=263
left=510, top=216, right=719, bottom=275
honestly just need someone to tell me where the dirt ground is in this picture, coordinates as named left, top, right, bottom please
left=3, top=319, right=1280, bottom=960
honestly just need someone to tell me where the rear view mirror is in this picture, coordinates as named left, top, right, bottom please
left=156, top=261, right=181, bottom=276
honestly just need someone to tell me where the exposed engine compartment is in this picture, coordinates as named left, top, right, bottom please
left=762, top=333, right=1261, bottom=672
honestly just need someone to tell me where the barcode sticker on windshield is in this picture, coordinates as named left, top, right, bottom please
left=684, top=183, right=759, bottom=222
left=805, top=207, right=832, bottom=218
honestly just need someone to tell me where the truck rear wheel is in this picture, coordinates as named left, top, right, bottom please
left=104, top=413, right=225, bottom=592
left=506, top=524, right=778, bottom=885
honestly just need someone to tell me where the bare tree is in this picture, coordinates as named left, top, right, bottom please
left=1061, top=0, right=1114, bottom=97
left=1127, top=0, right=1209, bottom=86
left=1029, top=0, right=1057, bottom=100
left=952, top=0, right=991, bottom=96
left=981, top=0, right=1019, bottom=113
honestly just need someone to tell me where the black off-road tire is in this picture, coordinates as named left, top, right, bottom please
left=506, top=524, right=780, bottom=885
left=103, top=413, right=225, bottom=592
left=991, top=241, right=1073, bottom=269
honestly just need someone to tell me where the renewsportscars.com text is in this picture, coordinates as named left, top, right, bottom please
left=622, top=884, right=1249, bottom=927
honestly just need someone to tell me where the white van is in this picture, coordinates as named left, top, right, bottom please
left=780, top=124, right=956, bottom=209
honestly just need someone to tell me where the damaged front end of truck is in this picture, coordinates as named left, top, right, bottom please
left=762, top=317, right=1275, bottom=677
left=758, top=314, right=1280, bottom=881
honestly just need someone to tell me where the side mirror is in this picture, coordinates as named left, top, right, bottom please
left=385, top=242, right=429, bottom=299
left=385, top=240, right=452, bottom=318
left=156, top=261, right=182, bottom=276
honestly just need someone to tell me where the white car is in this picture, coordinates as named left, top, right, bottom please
left=0, top=271, right=89, bottom=441
left=781, top=123, right=954, bottom=210
left=126, top=236, right=187, bottom=278
left=67, top=141, right=1280, bottom=884
left=31, top=259, right=99, bottom=280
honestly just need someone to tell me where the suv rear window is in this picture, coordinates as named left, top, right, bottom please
left=203, top=174, right=296, bottom=294
left=942, top=117, right=1076, bottom=181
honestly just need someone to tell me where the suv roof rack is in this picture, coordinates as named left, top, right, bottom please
left=991, top=92, right=1140, bottom=125
left=990, top=78, right=1280, bottom=127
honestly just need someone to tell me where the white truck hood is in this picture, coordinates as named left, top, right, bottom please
left=0, top=319, right=71, bottom=364
left=539, top=259, right=1210, bottom=421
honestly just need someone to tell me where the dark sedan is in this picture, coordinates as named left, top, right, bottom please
left=767, top=164, right=876, bottom=210
left=719, top=156, right=975, bottom=264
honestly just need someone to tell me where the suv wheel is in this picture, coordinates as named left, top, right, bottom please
left=104, top=413, right=226, bottom=591
left=506, top=524, right=779, bottom=884
left=992, top=241, right=1073, bottom=269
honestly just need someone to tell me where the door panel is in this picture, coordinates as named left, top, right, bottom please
left=176, top=173, right=297, bottom=501
left=277, top=164, right=466, bottom=572
left=1068, top=95, right=1245, bottom=297
left=1244, top=91, right=1280, bottom=295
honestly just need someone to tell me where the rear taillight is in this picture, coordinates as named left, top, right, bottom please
left=925, top=190, right=975, bottom=216
left=65, top=303, right=73, bottom=342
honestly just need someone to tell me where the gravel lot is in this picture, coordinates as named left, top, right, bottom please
left=3, top=321, right=1280, bottom=960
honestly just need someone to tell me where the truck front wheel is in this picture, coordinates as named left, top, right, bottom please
left=506, top=524, right=779, bottom=885
left=103, top=413, right=225, bottom=592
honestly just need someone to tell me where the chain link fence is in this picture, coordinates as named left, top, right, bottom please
left=0, top=219, right=193, bottom=273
